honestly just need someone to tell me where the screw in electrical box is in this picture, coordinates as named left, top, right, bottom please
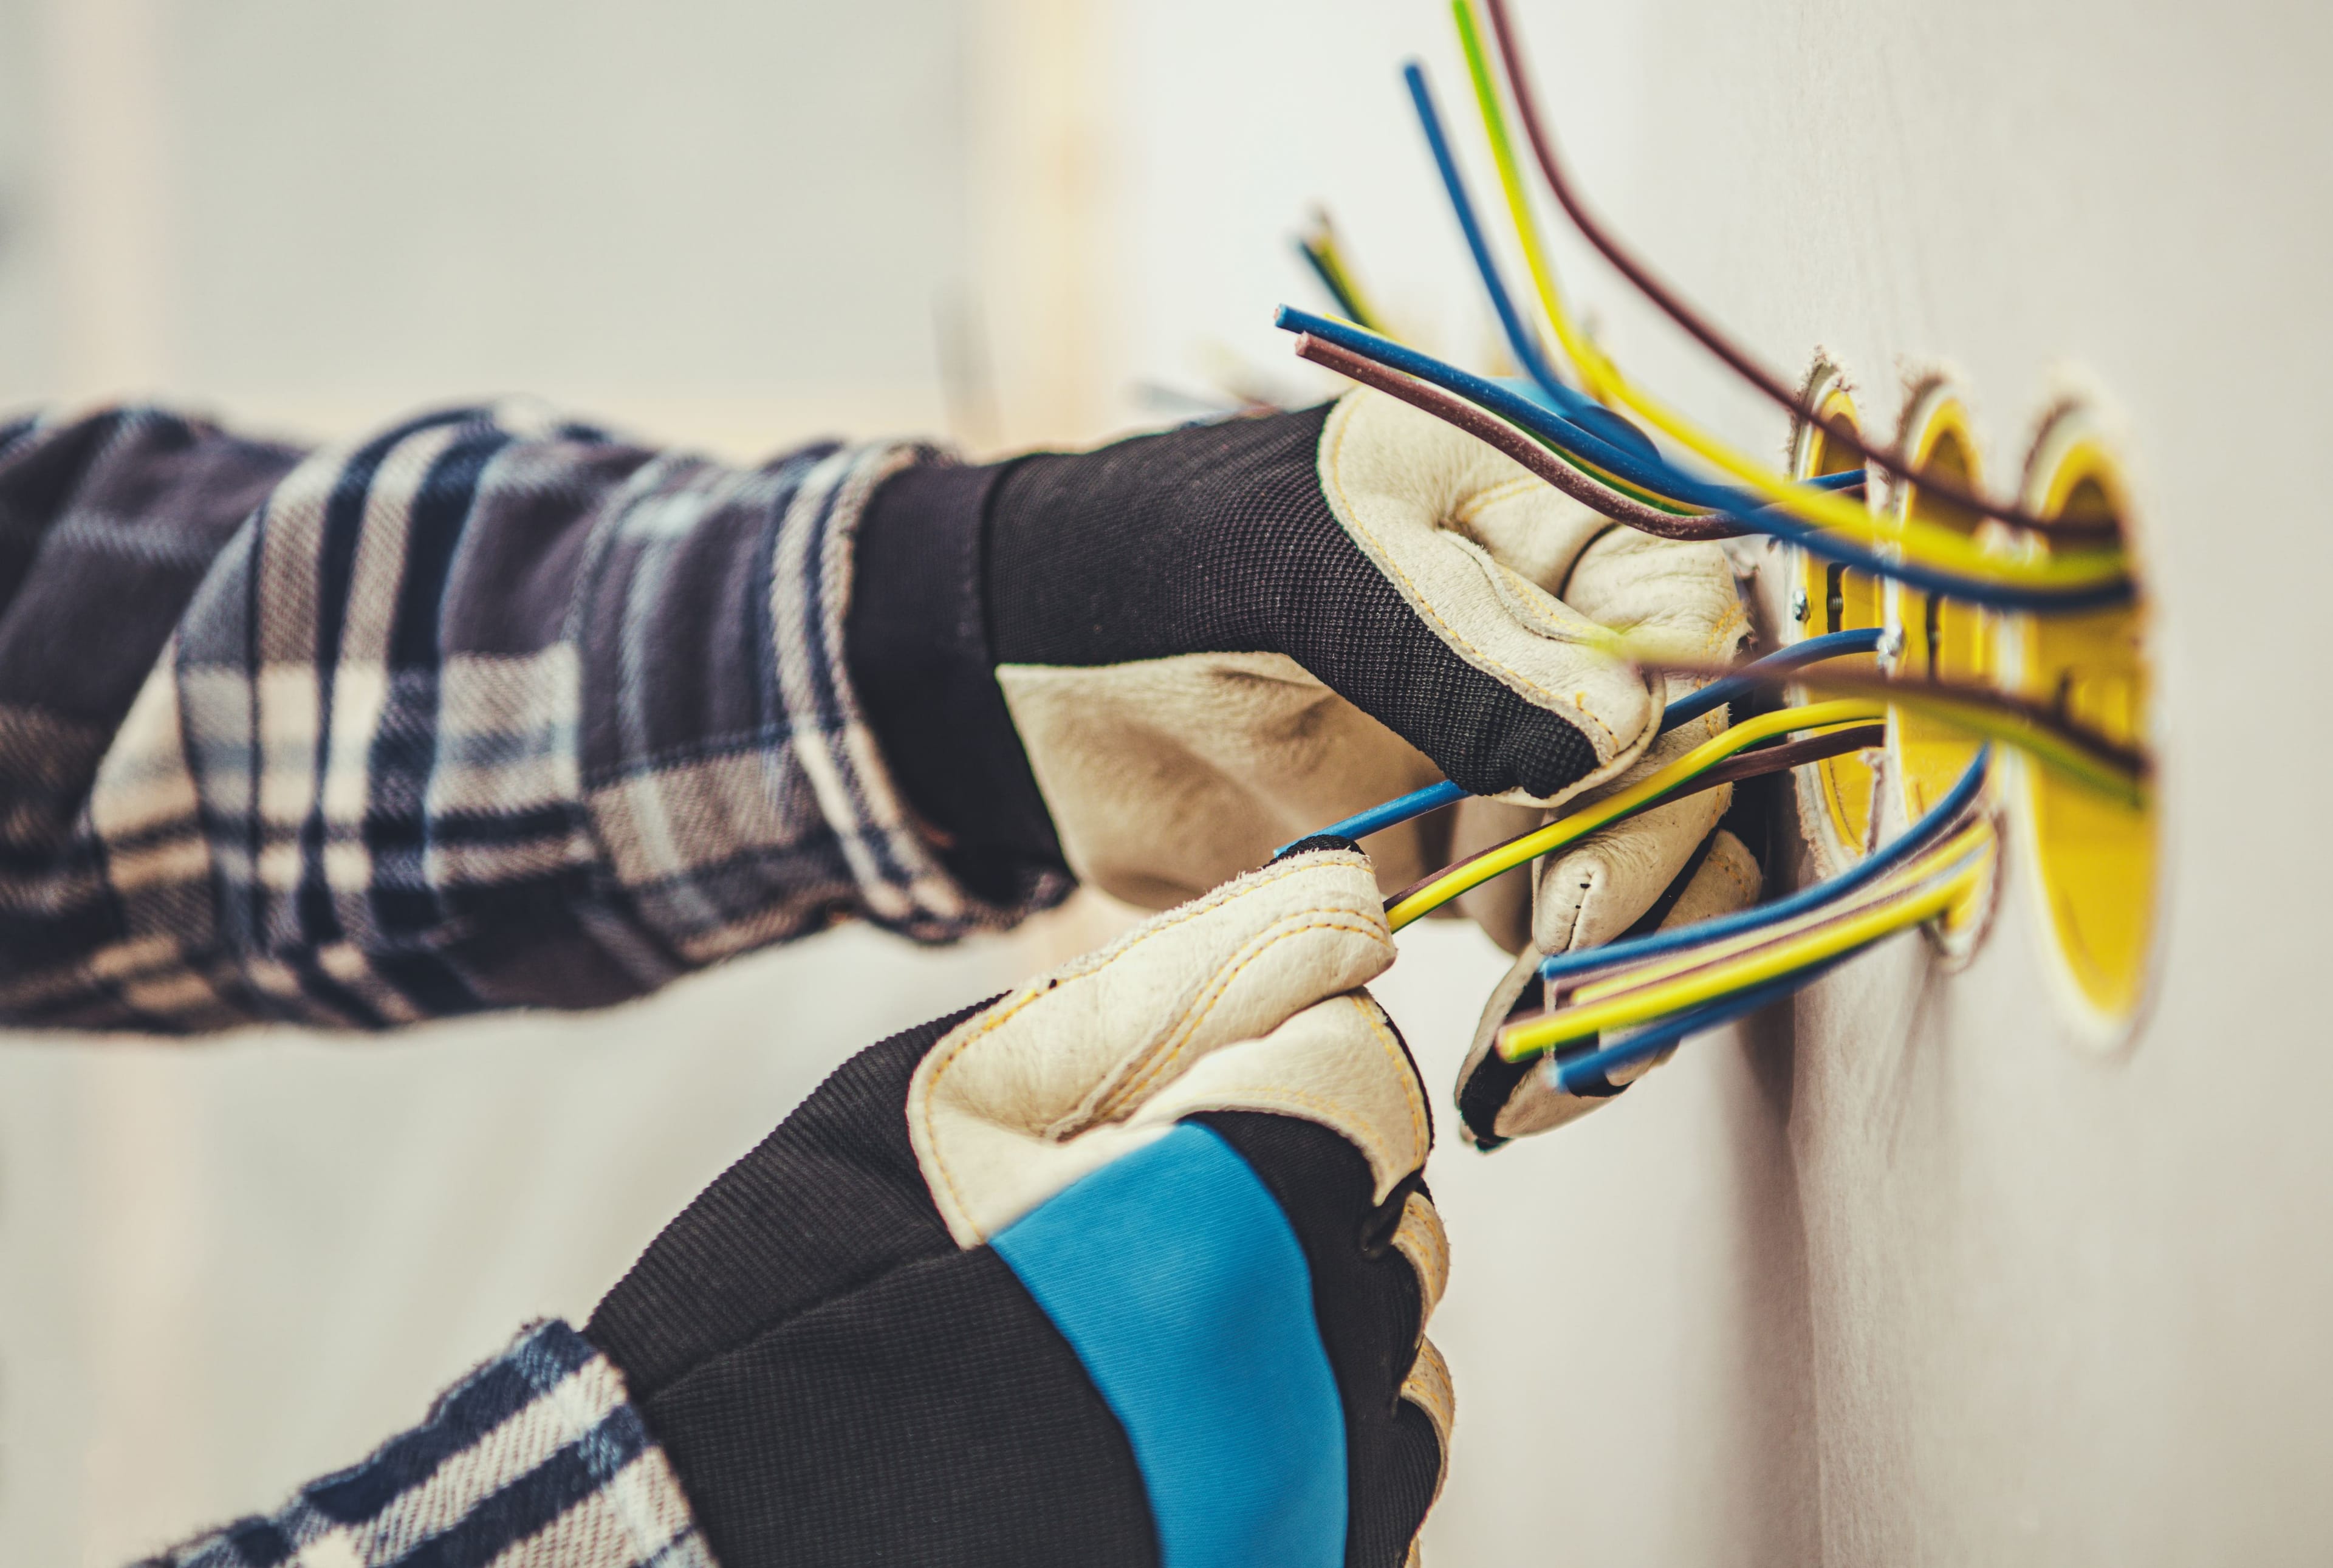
left=1789, top=587, right=1809, bottom=622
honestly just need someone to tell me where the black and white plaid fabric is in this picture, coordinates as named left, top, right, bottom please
left=135, top=1322, right=711, bottom=1568
left=0, top=402, right=1067, bottom=1032
left=1, top=402, right=1088, bottom=1563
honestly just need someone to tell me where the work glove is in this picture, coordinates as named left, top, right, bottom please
left=847, top=385, right=1745, bottom=915
left=586, top=844, right=1451, bottom=1568
left=1451, top=805, right=1767, bottom=1149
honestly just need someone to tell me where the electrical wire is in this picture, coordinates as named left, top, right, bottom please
left=1655, top=626, right=1883, bottom=733
left=1540, top=954, right=1851, bottom=1095
left=1287, top=777, right=1468, bottom=855
left=1400, top=61, right=1657, bottom=461
left=1295, top=209, right=1383, bottom=331
left=1384, top=700, right=1882, bottom=930
left=1532, top=756, right=1989, bottom=1089
left=1289, top=627, right=1884, bottom=855
left=1691, top=723, right=1882, bottom=789
left=1472, top=0, right=2118, bottom=546
left=1554, top=819, right=1993, bottom=1017
left=1622, top=650, right=2148, bottom=804
left=1278, top=307, right=2134, bottom=611
left=1296, top=240, right=1371, bottom=329
left=1286, top=304, right=1717, bottom=521
left=1540, top=742, right=1990, bottom=992
left=1294, top=333, right=1739, bottom=538
left=1444, top=1, right=2133, bottom=582
left=1298, top=330, right=1865, bottom=529
left=1496, top=821, right=1994, bottom=1059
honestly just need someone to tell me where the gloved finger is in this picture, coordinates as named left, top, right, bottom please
left=1343, top=1191, right=1452, bottom=1567
left=910, top=849, right=1434, bottom=1243
left=1317, top=388, right=1691, bottom=803
left=1557, top=505, right=1745, bottom=659
left=1529, top=702, right=1734, bottom=953
left=1354, top=1342, right=1452, bottom=1568
left=1454, top=829, right=1763, bottom=1148
left=1531, top=788, right=1735, bottom=953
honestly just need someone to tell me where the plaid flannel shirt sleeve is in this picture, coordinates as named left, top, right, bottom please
left=132, top=1321, right=712, bottom=1568
left=0, top=402, right=1069, bottom=1032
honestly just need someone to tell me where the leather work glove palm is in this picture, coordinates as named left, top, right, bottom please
left=848, top=386, right=1745, bottom=915
left=586, top=844, right=1451, bottom=1568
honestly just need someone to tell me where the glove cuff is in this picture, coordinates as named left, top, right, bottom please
left=848, top=456, right=1068, bottom=902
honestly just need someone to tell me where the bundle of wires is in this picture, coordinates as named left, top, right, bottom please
left=1268, top=0, right=2156, bottom=1084
left=1273, top=0, right=2134, bottom=610
left=1510, top=751, right=1995, bottom=1092
left=1288, top=623, right=2142, bottom=864
left=1288, top=632, right=2106, bottom=1097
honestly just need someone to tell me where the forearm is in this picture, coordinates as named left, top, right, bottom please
left=129, top=1322, right=709, bottom=1568
left=0, top=403, right=1069, bottom=1032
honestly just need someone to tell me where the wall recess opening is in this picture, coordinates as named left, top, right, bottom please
left=1888, top=385, right=1990, bottom=831
left=2009, top=415, right=2156, bottom=1034
left=1787, top=368, right=1880, bottom=869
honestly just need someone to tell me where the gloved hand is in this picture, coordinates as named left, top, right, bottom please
left=1451, top=804, right=1767, bottom=1149
left=586, top=844, right=1450, bottom=1568
left=847, top=385, right=1745, bottom=913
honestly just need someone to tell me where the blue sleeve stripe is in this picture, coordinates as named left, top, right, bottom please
left=992, top=1123, right=1346, bottom=1568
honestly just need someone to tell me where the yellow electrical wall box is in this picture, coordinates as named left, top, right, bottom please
left=1889, top=387, right=1989, bottom=821
left=2010, top=418, right=2156, bottom=1033
left=1789, top=372, right=1880, bottom=868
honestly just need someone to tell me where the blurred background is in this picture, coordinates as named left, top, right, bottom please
left=7, top=1, right=2333, bottom=1563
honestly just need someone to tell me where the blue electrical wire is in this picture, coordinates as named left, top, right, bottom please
left=1283, top=306, right=1739, bottom=518
left=1545, top=954, right=1851, bottom=1095
left=1280, top=628, right=1885, bottom=858
left=1276, top=306, right=2134, bottom=611
left=1544, top=818, right=1994, bottom=1093
left=1656, top=626, right=1884, bottom=734
left=1281, top=778, right=1468, bottom=856
left=1542, top=821, right=1995, bottom=1092
left=1404, top=64, right=1659, bottom=465
left=1538, top=742, right=1990, bottom=988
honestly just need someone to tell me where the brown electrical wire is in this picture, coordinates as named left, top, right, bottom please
left=1695, top=722, right=1883, bottom=789
left=1479, top=0, right=2119, bottom=544
left=1380, top=719, right=1878, bottom=915
left=1637, top=654, right=2151, bottom=786
left=1295, top=333, right=1747, bottom=543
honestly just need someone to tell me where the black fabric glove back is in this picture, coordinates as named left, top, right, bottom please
left=847, top=390, right=1741, bottom=910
